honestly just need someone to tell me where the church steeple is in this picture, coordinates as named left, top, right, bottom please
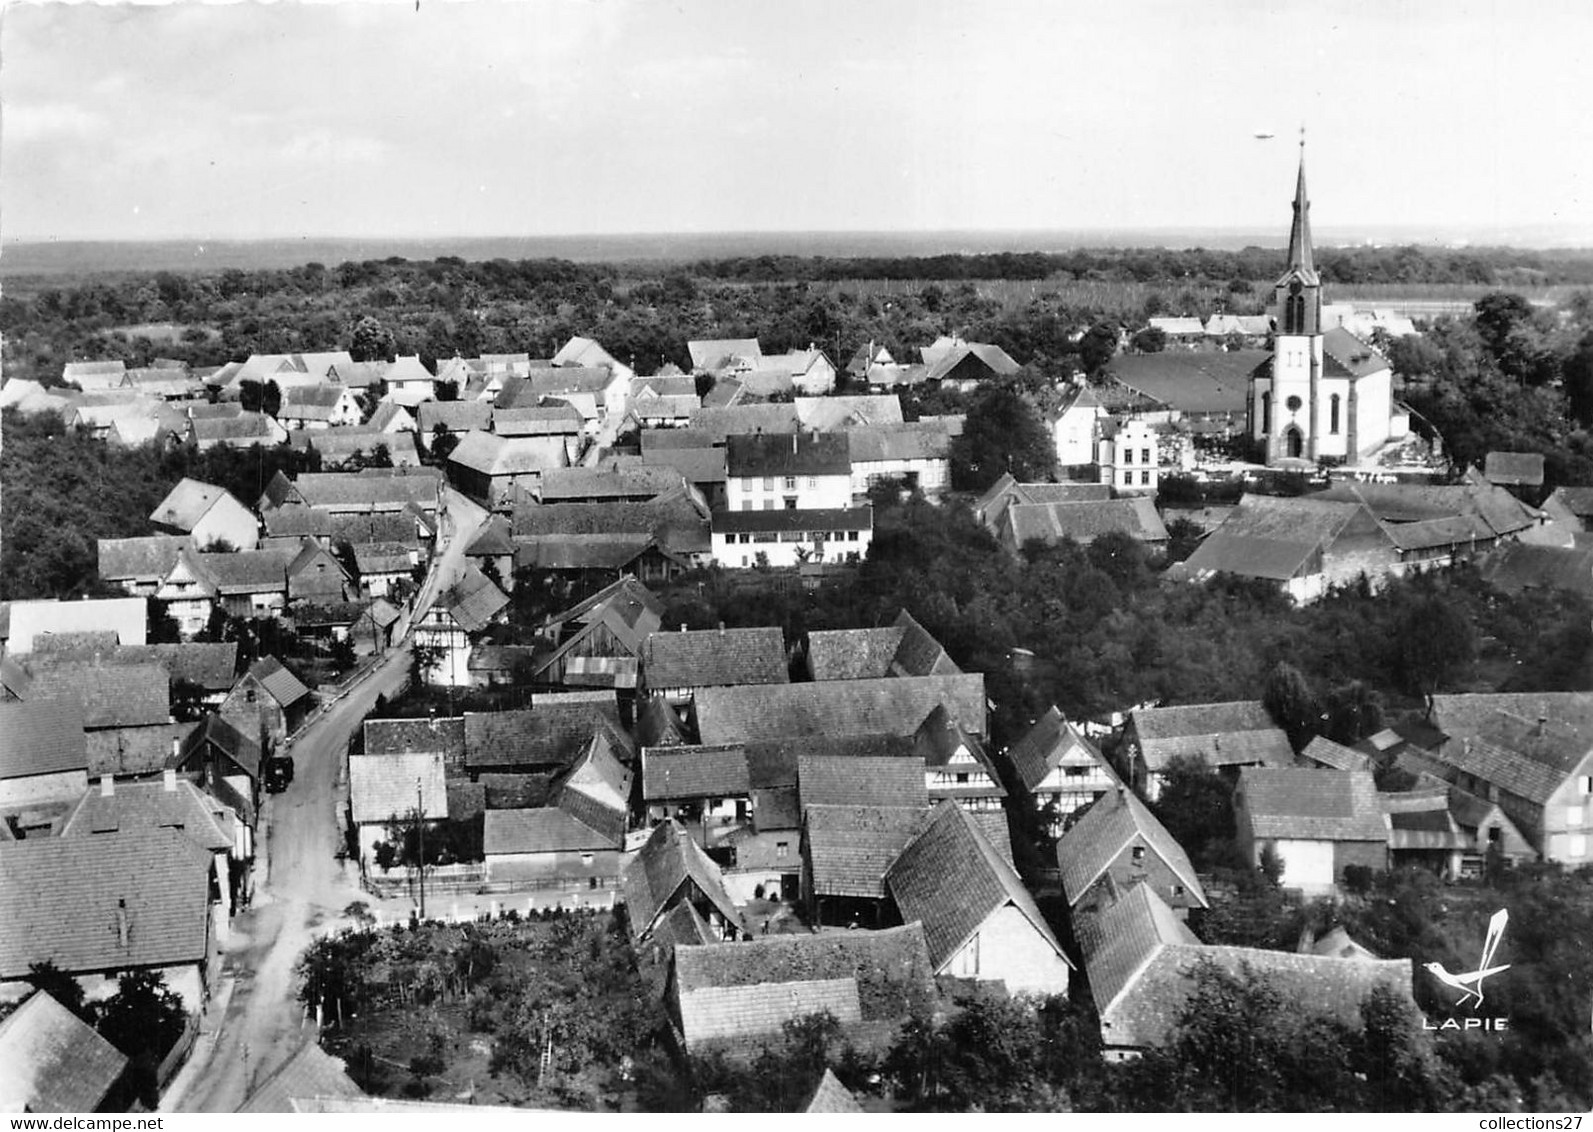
left=1275, top=133, right=1321, bottom=336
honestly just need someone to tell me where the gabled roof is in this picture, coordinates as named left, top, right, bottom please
left=696, top=674, right=986, bottom=745
left=795, top=395, right=904, bottom=431
left=85, top=721, right=200, bottom=779
left=0, top=699, right=88, bottom=780
left=1545, top=486, right=1593, bottom=520
left=0, top=992, right=129, bottom=1114
left=687, top=338, right=763, bottom=371
left=726, top=432, right=851, bottom=479
left=912, top=704, right=1002, bottom=790
left=60, top=778, right=233, bottom=853
left=244, top=656, right=312, bottom=708
left=540, top=465, right=685, bottom=502
left=462, top=693, right=629, bottom=771
left=975, top=476, right=1112, bottom=530
left=1007, top=706, right=1116, bottom=793
left=418, top=400, right=493, bottom=433
left=552, top=336, right=622, bottom=370
left=886, top=800, right=1068, bottom=973
left=1424, top=694, right=1593, bottom=804
left=1106, top=351, right=1269, bottom=414
left=561, top=728, right=633, bottom=814
left=803, top=1068, right=864, bottom=1114
left=642, top=745, right=750, bottom=801
left=807, top=609, right=959, bottom=681
left=802, top=804, right=929, bottom=899
left=920, top=341, right=1021, bottom=383
left=483, top=805, right=615, bottom=855
left=1298, top=735, right=1376, bottom=773
left=641, top=625, right=788, bottom=690
left=1056, top=785, right=1207, bottom=909
left=1005, top=497, right=1169, bottom=547
left=671, top=923, right=936, bottom=1048
left=348, top=752, right=448, bottom=825
left=1129, top=700, right=1293, bottom=773
left=362, top=716, right=467, bottom=760
left=1484, top=451, right=1545, bottom=487
left=447, top=430, right=566, bottom=477
left=98, top=535, right=190, bottom=582
left=1320, top=327, right=1390, bottom=380
left=291, top=469, right=442, bottom=512
left=435, top=564, right=509, bottom=633
left=1311, top=480, right=1538, bottom=538
left=0, top=828, right=215, bottom=979
left=238, top=1037, right=364, bottom=1114
left=797, top=755, right=928, bottom=810
left=1236, top=767, right=1388, bottom=842
left=621, top=819, right=742, bottom=941
left=687, top=404, right=801, bottom=442
left=1074, top=881, right=1202, bottom=1038
left=179, top=713, right=262, bottom=779
left=27, top=662, right=171, bottom=729
left=1477, top=542, right=1593, bottom=598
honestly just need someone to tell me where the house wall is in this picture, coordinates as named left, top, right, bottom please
left=712, top=524, right=870, bottom=568
left=1072, top=840, right=1201, bottom=914
left=1098, top=420, right=1160, bottom=493
left=0, top=769, right=89, bottom=807
left=850, top=457, right=950, bottom=499
left=942, top=903, right=1071, bottom=997
left=414, top=621, right=473, bottom=687
left=727, top=471, right=851, bottom=512
left=1541, top=758, right=1593, bottom=865
left=1262, top=837, right=1336, bottom=893
left=1352, top=370, right=1394, bottom=458
left=191, top=499, right=259, bottom=551
left=1332, top=838, right=1389, bottom=879
left=793, top=359, right=837, bottom=396
left=483, top=847, right=621, bottom=888
left=1053, top=405, right=1102, bottom=467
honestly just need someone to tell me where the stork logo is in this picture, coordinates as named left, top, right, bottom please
left=1421, top=908, right=1512, bottom=1032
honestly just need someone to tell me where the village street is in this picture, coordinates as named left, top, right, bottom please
left=163, top=485, right=488, bottom=1113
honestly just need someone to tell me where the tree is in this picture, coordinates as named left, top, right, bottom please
left=428, top=423, right=460, bottom=465
left=95, top=970, right=189, bottom=1108
left=1130, top=326, right=1167, bottom=354
left=1564, top=330, right=1593, bottom=427
left=1077, top=322, right=1120, bottom=376
left=1262, top=661, right=1319, bottom=752
left=951, top=384, right=1055, bottom=491
left=411, top=641, right=446, bottom=686
left=1394, top=595, right=1475, bottom=713
left=350, top=315, right=396, bottom=363
left=25, top=961, right=89, bottom=1022
left=1149, top=756, right=1239, bottom=872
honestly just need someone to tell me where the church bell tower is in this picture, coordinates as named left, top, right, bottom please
left=1260, top=135, right=1325, bottom=462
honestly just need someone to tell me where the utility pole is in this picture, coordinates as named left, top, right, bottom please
left=416, top=777, right=426, bottom=920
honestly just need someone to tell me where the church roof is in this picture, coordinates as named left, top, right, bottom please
left=1278, top=148, right=1320, bottom=287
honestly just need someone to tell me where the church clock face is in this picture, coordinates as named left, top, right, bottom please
left=1286, top=395, right=1302, bottom=412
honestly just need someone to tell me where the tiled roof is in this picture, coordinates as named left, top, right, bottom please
left=795, top=395, right=904, bottom=431
left=1074, top=882, right=1201, bottom=1035
left=803, top=804, right=928, bottom=898
left=98, top=535, right=188, bottom=582
left=248, top=656, right=313, bottom=708
left=1546, top=486, right=1593, bottom=519
left=726, top=432, right=851, bottom=478
left=239, top=1038, right=363, bottom=1113
left=696, top=674, right=986, bottom=745
left=447, top=430, right=566, bottom=477
left=1007, top=706, right=1114, bottom=792
left=540, top=465, right=685, bottom=502
left=561, top=727, right=633, bottom=813
left=886, top=800, right=1067, bottom=972
left=180, top=713, right=262, bottom=779
left=292, top=469, right=442, bottom=511
left=85, top=722, right=199, bottom=779
left=462, top=693, right=629, bottom=771
left=687, top=404, right=801, bottom=442
left=803, top=1068, right=864, bottom=1114
left=798, top=755, right=928, bottom=810
left=347, top=752, right=447, bottom=825
left=912, top=705, right=1002, bottom=788
left=807, top=610, right=959, bottom=681
left=1106, top=351, right=1268, bottom=414
left=641, top=626, right=789, bottom=690
left=511, top=498, right=708, bottom=549
left=1006, top=498, right=1169, bottom=546
left=1320, top=327, right=1390, bottom=380
left=1298, top=735, right=1376, bottom=773
left=1236, top=767, right=1388, bottom=842
left=1056, top=786, right=1207, bottom=908
left=552, top=336, right=621, bottom=370
left=679, top=978, right=862, bottom=1049
left=191, top=413, right=279, bottom=443
left=438, top=565, right=509, bottom=633
left=1483, top=451, right=1545, bottom=487
left=483, top=806, right=615, bottom=855
left=1427, top=694, right=1593, bottom=802
left=1477, top=542, right=1593, bottom=598
left=920, top=341, right=1021, bottom=383
left=493, top=404, right=586, bottom=436
left=149, top=478, right=237, bottom=531
left=60, top=778, right=232, bottom=853
left=636, top=697, right=688, bottom=747
left=687, top=338, right=763, bottom=370
left=746, top=734, right=915, bottom=788
left=329, top=511, right=422, bottom=546
left=1130, top=700, right=1293, bottom=772
left=620, top=819, right=742, bottom=940
left=1312, top=480, right=1537, bottom=538
left=27, top=662, right=171, bottom=729
left=710, top=507, right=872, bottom=535
left=419, top=400, right=493, bottom=433
left=0, top=699, right=88, bottom=780
left=0, top=992, right=129, bottom=1113
left=0, top=828, right=215, bottom=979
left=194, top=547, right=293, bottom=593
left=672, top=922, right=936, bottom=1042
left=362, top=716, right=466, bottom=759
left=642, top=745, right=750, bottom=801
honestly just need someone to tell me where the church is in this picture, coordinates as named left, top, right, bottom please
left=1248, top=150, right=1409, bottom=466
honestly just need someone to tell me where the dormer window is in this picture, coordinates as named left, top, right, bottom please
left=1131, top=845, right=1145, bottom=866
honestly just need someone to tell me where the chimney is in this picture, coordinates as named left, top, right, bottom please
left=171, top=736, right=182, bottom=763
left=718, top=621, right=725, bottom=636
left=163, top=767, right=178, bottom=793
left=680, top=623, right=687, bottom=633
left=115, top=900, right=129, bottom=949
left=1537, top=715, right=1548, bottom=732
left=100, top=776, right=114, bottom=797
left=791, top=432, right=797, bottom=454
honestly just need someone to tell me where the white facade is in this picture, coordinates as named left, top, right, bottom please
left=1097, top=418, right=1160, bottom=493
left=711, top=519, right=871, bottom=568
left=727, top=470, right=851, bottom=511
left=849, top=456, right=950, bottom=499
left=941, top=903, right=1073, bottom=996
left=1053, top=400, right=1106, bottom=467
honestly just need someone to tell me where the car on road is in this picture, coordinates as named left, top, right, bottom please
left=264, top=753, right=295, bottom=793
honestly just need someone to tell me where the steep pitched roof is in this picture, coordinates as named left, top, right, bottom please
left=886, top=800, right=1068, bottom=972
left=362, top=716, right=467, bottom=760
left=802, top=1067, right=864, bottom=1114
left=1236, top=767, right=1388, bottom=842
left=348, top=752, right=448, bottom=825
left=798, top=755, right=928, bottom=810
left=803, top=804, right=928, bottom=899
left=0, top=699, right=88, bottom=780
left=1298, top=735, right=1376, bottom=773
left=641, top=626, right=789, bottom=690
left=436, top=564, right=509, bottom=633
left=696, top=674, right=986, bottom=745
left=238, top=1038, right=364, bottom=1113
left=1007, top=706, right=1116, bottom=793
left=1477, top=542, right=1593, bottom=598
left=98, top=535, right=189, bottom=583
left=1055, top=786, right=1206, bottom=908
left=807, top=610, right=959, bottom=681
left=462, top=694, right=629, bottom=771
left=621, top=819, right=742, bottom=941
left=1130, top=700, right=1293, bottom=773
left=795, top=395, right=904, bottom=431
left=1484, top=451, right=1545, bottom=487
left=1320, top=327, right=1391, bottom=380
left=642, top=745, right=750, bottom=801
left=0, top=992, right=128, bottom=1114
left=1423, top=695, right=1593, bottom=804
left=60, top=778, right=233, bottom=853
left=1182, top=493, right=1384, bottom=581
left=27, top=662, right=171, bottom=729
left=726, top=432, right=851, bottom=478
left=0, top=828, right=215, bottom=979
left=687, top=338, right=763, bottom=371
left=687, top=404, right=801, bottom=441
left=245, top=656, right=312, bottom=708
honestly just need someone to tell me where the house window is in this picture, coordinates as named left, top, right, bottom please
left=246, top=688, right=256, bottom=703
left=776, top=841, right=789, bottom=859
left=1173, top=884, right=1185, bottom=897
left=956, top=773, right=969, bottom=784
left=581, top=853, right=594, bottom=866
left=763, top=477, right=774, bottom=491
left=1064, top=766, right=1087, bottom=778
left=1286, top=395, right=1303, bottom=412
left=1121, top=471, right=1132, bottom=486
left=1571, top=834, right=1588, bottom=858
left=784, top=477, right=797, bottom=491
left=589, top=876, right=599, bottom=890
left=1141, top=471, right=1150, bottom=485
left=1569, top=806, right=1585, bottom=826
left=807, top=477, right=817, bottom=489
left=1141, top=448, right=1151, bottom=464
left=847, top=531, right=858, bottom=541
left=1131, top=845, right=1145, bottom=866
left=1123, top=447, right=1133, bottom=464
left=1330, top=393, right=1341, bottom=434
left=785, top=498, right=797, bottom=510
left=1260, top=391, right=1272, bottom=433
left=1580, top=776, right=1592, bottom=796
left=1487, top=826, right=1501, bottom=845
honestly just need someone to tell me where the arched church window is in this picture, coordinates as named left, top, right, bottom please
left=1260, top=391, right=1271, bottom=433
left=1330, top=393, right=1341, bottom=434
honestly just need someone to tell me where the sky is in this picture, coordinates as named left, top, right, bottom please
left=3, top=0, right=1591, bottom=243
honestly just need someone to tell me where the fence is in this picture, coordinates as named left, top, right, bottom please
left=362, top=862, right=484, bottom=899
left=155, top=1012, right=201, bottom=1090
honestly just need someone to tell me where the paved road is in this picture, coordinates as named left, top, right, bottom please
left=168, top=487, right=488, bottom=1113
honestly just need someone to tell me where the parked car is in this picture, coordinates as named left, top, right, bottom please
left=264, top=754, right=295, bottom=794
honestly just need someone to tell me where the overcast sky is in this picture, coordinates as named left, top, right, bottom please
left=4, top=0, right=1590, bottom=243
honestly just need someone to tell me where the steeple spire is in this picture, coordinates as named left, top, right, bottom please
left=1286, top=132, right=1315, bottom=276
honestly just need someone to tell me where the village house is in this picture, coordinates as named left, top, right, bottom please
left=638, top=433, right=728, bottom=509
left=805, top=610, right=960, bottom=681
left=745, top=348, right=837, bottom=397
left=1074, top=883, right=1413, bottom=1060
left=1050, top=384, right=1109, bottom=468
left=0, top=990, right=130, bottom=1113
left=1007, top=706, right=1122, bottom=833
left=724, top=431, right=853, bottom=511
left=1380, top=780, right=1535, bottom=879
left=1121, top=701, right=1294, bottom=801
left=694, top=673, right=987, bottom=747
left=538, top=465, right=687, bottom=506
left=913, top=705, right=1006, bottom=810
left=666, top=923, right=937, bottom=1058
left=362, top=715, right=467, bottom=774
left=190, top=411, right=288, bottom=452
left=846, top=341, right=895, bottom=380
left=446, top=430, right=569, bottom=511
left=1233, top=767, right=1388, bottom=893
left=348, top=750, right=448, bottom=868
left=413, top=564, right=510, bottom=685
left=461, top=692, right=631, bottom=783
left=1403, top=692, right=1593, bottom=865
left=1476, top=541, right=1593, bottom=600
left=710, top=507, right=873, bottom=568
left=0, top=828, right=218, bottom=1012
left=621, top=818, right=747, bottom=967
left=173, top=714, right=263, bottom=816
left=498, top=367, right=628, bottom=431
left=418, top=399, right=492, bottom=452
left=1106, top=349, right=1262, bottom=436
left=639, top=624, right=789, bottom=704
left=687, top=338, right=763, bottom=378
left=689, top=403, right=800, bottom=441
left=219, top=656, right=313, bottom=753
left=1309, top=477, right=1545, bottom=571
left=267, top=468, right=443, bottom=518
left=62, top=360, right=128, bottom=392
left=918, top=337, right=1021, bottom=389
left=525, top=576, right=664, bottom=691
left=998, top=495, right=1170, bottom=553
left=297, top=429, right=422, bottom=470
left=98, top=535, right=189, bottom=597
left=150, top=479, right=260, bottom=551
left=887, top=800, right=1073, bottom=996
left=552, top=336, right=635, bottom=385
left=1056, top=783, right=1208, bottom=916
left=844, top=426, right=954, bottom=500
left=1541, top=485, right=1593, bottom=533
left=1097, top=416, right=1163, bottom=493
left=972, top=476, right=1111, bottom=537
left=1297, top=734, right=1376, bottom=773
left=641, top=744, right=751, bottom=831
left=629, top=389, right=703, bottom=430
left=4, top=597, right=147, bottom=656
left=492, top=405, right=585, bottom=463
left=0, top=699, right=89, bottom=809
left=801, top=803, right=932, bottom=928
left=380, top=355, right=437, bottom=408
left=277, top=384, right=363, bottom=430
